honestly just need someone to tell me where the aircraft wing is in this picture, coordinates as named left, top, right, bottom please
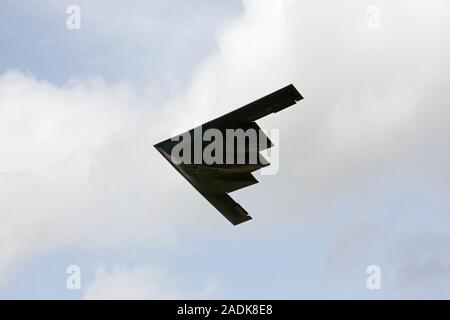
left=154, top=84, right=303, bottom=225
left=202, top=84, right=303, bottom=130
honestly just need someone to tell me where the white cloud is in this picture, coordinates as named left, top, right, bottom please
left=159, top=0, right=450, bottom=297
left=1, top=0, right=450, bottom=298
left=0, top=70, right=191, bottom=285
left=83, top=264, right=219, bottom=299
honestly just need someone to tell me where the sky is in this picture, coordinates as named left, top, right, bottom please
left=0, top=0, right=450, bottom=299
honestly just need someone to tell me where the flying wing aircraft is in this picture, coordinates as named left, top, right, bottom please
left=154, top=84, right=303, bottom=225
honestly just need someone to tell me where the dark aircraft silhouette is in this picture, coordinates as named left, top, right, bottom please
left=154, top=84, right=303, bottom=225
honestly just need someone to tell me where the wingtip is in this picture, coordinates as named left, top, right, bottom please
left=232, top=215, right=253, bottom=226
left=288, top=83, right=303, bottom=102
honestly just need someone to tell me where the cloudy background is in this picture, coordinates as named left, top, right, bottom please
left=1, top=0, right=450, bottom=299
